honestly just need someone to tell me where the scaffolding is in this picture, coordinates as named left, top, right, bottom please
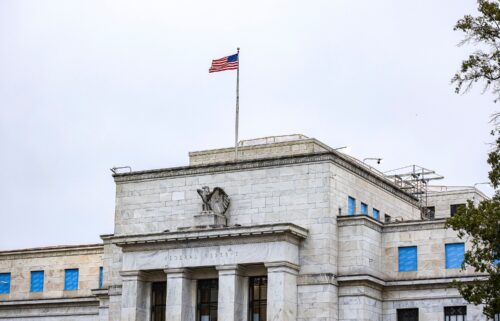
left=384, top=165, right=444, bottom=219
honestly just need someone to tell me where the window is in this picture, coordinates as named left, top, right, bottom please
left=446, top=243, right=465, bottom=269
left=399, top=246, right=418, bottom=272
left=151, top=282, right=166, bottom=321
left=64, top=269, right=79, bottom=290
left=360, top=202, right=368, bottom=215
left=249, top=276, right=267, bottom=321
left=0, top=273, right=10, bottom=294
left=494, top=312, right=500, bottom=321
left=397, top=308, right=418, bottom=321
left=385, top=214, right=392, bottom=223
left=424, top=206, right=435, bottom=219
left=348, top=196, right=356, bottom=215
left=99, top=267, right=103, bottom=288
left=373, top=208, right=380, bottom=220
left=197, top=279, right=218, bottom=321
left=450, top=204, right=465, bottom=217
left=444, top=306, right=466, bottom=321
left=30, top=271, right=44, bottom=293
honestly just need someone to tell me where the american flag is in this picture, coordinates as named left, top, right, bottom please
left=209, top=53, right=239, bottom=73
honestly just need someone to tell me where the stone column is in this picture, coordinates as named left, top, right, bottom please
left=264, top=262, right=300, bottom=321
left=165, top=268, right=195, bottom=321
left=119, top=271, right=151, bottom=321
left=216, top=264, right=248, bottom=321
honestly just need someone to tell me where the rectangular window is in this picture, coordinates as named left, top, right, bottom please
left=397, top=308, right=418, bottom=321
left=249, top=276, right=267, bottom=321
left=424, top=206, right=435, bottom=219
left=399, top=246, right=418, bottom=272
left=495, top=312, right=500, bottom=321
left=99, top=267, right=103, bottom=288
left=360, top=202, right=368, bottom=215
left=450, top=204, right=466, bottom=217
left=0, top=273, right=10, bottom=294
left=385, top=214, right=392, bottom=223
left=446, top=243, right=465, bottom=269
left=444, top=306, right=466, bottom=321
left=348, top=196, right=356, bottom=215
left=151, top=282, right=166, bottom=321
left=372, top=208, right=380, bottom=220
left=30, top=271, right=44, bottom=293
left=64, top=269, right=79, bottom=291
left=197, top=279, right=218, bottom=321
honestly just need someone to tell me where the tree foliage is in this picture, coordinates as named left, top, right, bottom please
left=452, top=0, right=500, bottom=102
left=445, top=129, right=500, bottom=318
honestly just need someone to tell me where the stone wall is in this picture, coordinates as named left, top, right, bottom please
left=426, top=188, right=487, bottom=219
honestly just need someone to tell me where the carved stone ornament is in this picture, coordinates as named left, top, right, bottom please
left=196, top=186, right=230, bottom=215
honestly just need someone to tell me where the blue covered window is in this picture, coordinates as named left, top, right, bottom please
left=398, top=246, right=418, bottom=272
left=64, top=269, right=79, bottom=290
left=360, top=202, right=368, bottom=215
left=0, top=273, right=10, bottom=294
left=446, top=243, right=465, bottom=269
left=99, top=267, right=103, bottom=288
left=373, top=208, right=380, bottom=220
left=347, top=196, right=356, bottom=215
left=30, top=271, right=44, bottom=292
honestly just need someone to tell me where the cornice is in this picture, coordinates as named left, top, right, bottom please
left=337, top=216, right=448, bottom=233
left=0, top=244, right=103, bottom=260
left=109, top=223, right=308, bottom=251
left=113, top=152, right=418, bottom=206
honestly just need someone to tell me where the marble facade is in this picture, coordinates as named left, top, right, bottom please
left=0, top=135, right=491, bottom=321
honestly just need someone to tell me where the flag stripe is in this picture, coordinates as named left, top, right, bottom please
left=209, top=53, right=239, bottom=73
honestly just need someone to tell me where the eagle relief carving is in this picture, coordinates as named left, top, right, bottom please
left=196, top=186, right=230, bottom=216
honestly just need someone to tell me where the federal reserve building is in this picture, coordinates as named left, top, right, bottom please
left=0, top=135, right=491, bottom=321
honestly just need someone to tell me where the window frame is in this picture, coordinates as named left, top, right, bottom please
left=347, top=196, right=356, bottom=215
left=397, top=308, right=419, bottom=321
left=30, top=270, right=44, bottom=293
left=0, top=273, right=11, bottom=294
left=398, top=246, right=418, bottom=272
left=372, top=208, right=380, bottom=220
left=445, top=243, right=465, bottom=269
left=197, top=279, right=218, bottom=321
left=249, top=276, right=267, bottom=321
left=444, top=306, right=466, bottom=321
left=151, top=281, right=166, bottom=321
left=64, top=268, right=79, bottom=291
left=360, top=202, right=368, bottom=215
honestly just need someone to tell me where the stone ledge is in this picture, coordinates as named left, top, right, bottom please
left=337, top=215, right=448, bottom=233
left=337, top=273, right=489, bottom=288
left=107, top=223, right=308, bottom=251
left=0, top=296, right=98, bottom=308
left=0, top=244, right=103, bottom=260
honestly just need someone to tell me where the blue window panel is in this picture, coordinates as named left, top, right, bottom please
left=347, top=197, right=356, bottom=215
left=64, top=269, right=79, bottom=290
left=446, top=243, right=465, bottom=269
left=0, top=273, right=10, bottom=294
left=360, top=202, right=368, bottom=215
left=30, top=271, right=44, bottom=292
left=99, top=267, right=103, bottom=288
left=398, top=246, right=418, bottom=272
left=373, top=208, right=380, bottom=220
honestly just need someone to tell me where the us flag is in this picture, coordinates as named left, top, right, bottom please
left=209, top=53, right=239, bottom=73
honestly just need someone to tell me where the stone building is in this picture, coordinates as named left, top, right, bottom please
left=0, top=135, right=492, bottom=321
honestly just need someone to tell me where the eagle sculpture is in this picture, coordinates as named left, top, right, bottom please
left=196, top=186, right=230, bottom=215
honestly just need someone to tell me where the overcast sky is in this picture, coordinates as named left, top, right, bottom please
left=0, top=1, right=496, bottom=250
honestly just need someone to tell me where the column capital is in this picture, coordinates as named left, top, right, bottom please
left=264, top=261, right=300, bottom=275
left=164, top=268, right=193, bottom=278
left=216, top=264, right=247, bottom=276
left=119, top=270, right=152, bottom=281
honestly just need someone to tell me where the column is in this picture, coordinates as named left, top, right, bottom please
left=165, top=268, right=195, bottom=321
left=216, top=264, right=248, bottom=321
left=120, top=271, right=151, bottom=321
left=264, top=262, right=299, bottom=321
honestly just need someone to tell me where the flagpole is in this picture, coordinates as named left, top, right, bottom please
left=235, top=47, right=240, bottom=161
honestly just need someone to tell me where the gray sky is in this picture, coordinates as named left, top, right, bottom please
left=0, top=0, right=496, bottom=250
